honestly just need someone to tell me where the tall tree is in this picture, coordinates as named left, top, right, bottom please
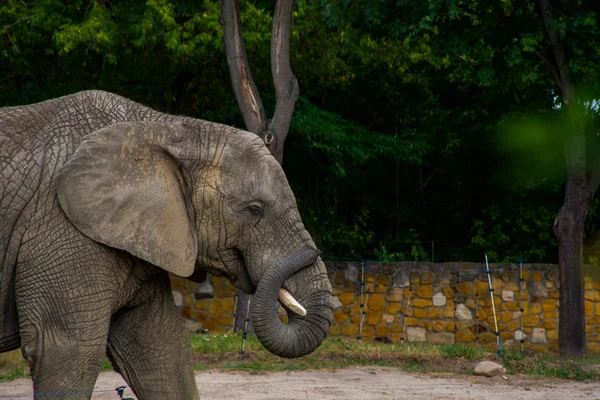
left=220, top=0, right=299, bottom=331
left=220, top=0, right=298, bottom=164
left=537, top=0, right=600, bottom=356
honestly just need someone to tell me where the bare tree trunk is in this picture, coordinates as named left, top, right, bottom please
left=221, top=0, right=299, bottom=332
left=220, top=0, right=299, bottom=164
left=539, top=0, right=591, bottom=357
left=553, top=126, right=588, bottom=357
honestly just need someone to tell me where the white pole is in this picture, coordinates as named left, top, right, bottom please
left=485, top=253, right=501, bottom=357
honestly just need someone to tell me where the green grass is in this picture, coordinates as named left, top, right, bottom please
left=0, top=333, right=598, bottom=382
left=190, top=332, right=599, bottom=381
left=502, top=350, right=599, bottom=381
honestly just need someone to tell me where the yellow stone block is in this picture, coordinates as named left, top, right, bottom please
left=203, top=317, right=217, bottom=330
left=455, top=320, right=471, bottom=330
left=585, top=290, right=600, bottom=301
left=484, top=342, right=498, bottom=351
left=532, top=271, right=544, bottom=281
left=195, top=300, right=209, bottom=311
left=585, top=300, right=594, bottom=316
left=375, top=283, right=387, bottom=293
left=549, top=290, right=560, bottom=299
left=442, top=285, right=454, bottom=298
left=388, top=303, right=402, bottom=314
left=419, top=320, right=433, bottom=332
left=501, top=311, right=512, bottom=323
left=433, top=320, right=447, bottom=332
left=404, top=317, right=418, bottom=326
left=386, top=288, right=404, bottom=302
left=587, top=342, right=600, bottom=353
left=465, top=299, right=476, bottom=309
left=506, top=319, right=520, bottom=331
left=456, top=329, right=475, bottom=342
left=209, top=298, right=233, bottom=315
left=342, top=324, right=359, bottom=336
left=390, top=333, right=403, bottom=343
left=171, top=278, right=184, bottom=291
left=364, top=273, right=375, bottom=283
left=349, top=304, right=362, bottom=315
left=217, top=316, right=234, bottom=326
left=596, top=304, right=600, bottom=316
left=339, top=292, right=355, bottom=305
left=455, top=282, right=473, bottom=295
left=376, top=325, right=388, bottom=337
left=547, top=329, right=559, bottom=341
left=334, top=310, right=348, bottom=323
left=531, top=344, right=548, bottom=353
left=389, top=323, right=404, bottom=332
left=361, top=325, right=374, bottom=337
left=500, top=331, right=513, bottom=341
left=479, top=332, right=497, bottom=343
left=332, top=288, right=343, bottom=295
left=523, top=315, right=540, bottom=327
left=368, top=311, right=383, bottom=325
left=194, top=311, right=208, bottom=322
left=594, top=281, right=600, bottom=291
left=542, top=320, right=558, bottom=330
left=413, top=298, right=433, bottom=307
left=329, top=325, right=341, bottom=335
left=503, top=282, right=519, bottom=291
left=368, top=294, right=386, bottom=311
left=444, top=303, right=455, bottom=318
left=549, top=341, right=560, bottom=353
left=542, top=300, right=556, bottom=312
left=506, top=301, right=521, bottom=311
left=415, top=284, right=433, bottom=299
left=214, top=287, right=235, bottom=298
left=428, top=308, right=443, bottom=319
left=377, top=275, right=391, bottom=285
left=541, top=311, right=558, bottom=319
left=413, top=308, right=427, bottom=319
left=474, top=281, right=489, bottom=295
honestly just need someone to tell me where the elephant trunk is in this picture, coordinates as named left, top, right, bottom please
left=252, top=247, right=332, bottom=358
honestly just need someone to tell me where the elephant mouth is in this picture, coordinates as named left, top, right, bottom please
left=233, top=249, right=257, bottom=294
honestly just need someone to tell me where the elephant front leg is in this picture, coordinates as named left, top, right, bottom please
left=19, top=319, right=110, bottom=399
left=106, top=277, right=200, bottom=400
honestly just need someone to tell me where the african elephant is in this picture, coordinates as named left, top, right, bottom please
left=0, top=91, right=332, bottom=399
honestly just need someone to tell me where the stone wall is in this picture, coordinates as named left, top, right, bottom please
left=170, top=261, right=600, bottom=354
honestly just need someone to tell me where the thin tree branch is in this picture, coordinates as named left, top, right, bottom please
left=533, top=49, right=560, bottom=86
left=538, top=0, right=574, bottom=100
left=268, top=0, right=299, bottom=163
left=220, top=0, right=266, bottom=135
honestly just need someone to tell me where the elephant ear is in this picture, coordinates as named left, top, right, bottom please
left=56, top=122, right=197, bottom=277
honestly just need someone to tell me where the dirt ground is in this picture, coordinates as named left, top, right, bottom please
left=1, top=366, right=599, bottom=399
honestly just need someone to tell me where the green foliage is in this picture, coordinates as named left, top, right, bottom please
left=2, top=0, right=600, bottom=263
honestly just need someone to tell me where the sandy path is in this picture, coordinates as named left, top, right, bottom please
left=0, top=367, right=598, bottom=400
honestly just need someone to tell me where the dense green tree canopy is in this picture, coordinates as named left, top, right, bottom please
left=2, top=0, right=600, bottom=266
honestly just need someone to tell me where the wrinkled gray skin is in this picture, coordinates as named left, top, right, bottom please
left=0, top=91, right=332, bottom=399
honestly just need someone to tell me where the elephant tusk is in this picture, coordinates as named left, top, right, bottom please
left=278, top=288, right=307, bottom=316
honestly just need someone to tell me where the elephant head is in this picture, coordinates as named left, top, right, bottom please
left=56, top=120, right=332, bottom=358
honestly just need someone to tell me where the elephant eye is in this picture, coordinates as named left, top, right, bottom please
left=246, top=204, right=263, bottom=217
